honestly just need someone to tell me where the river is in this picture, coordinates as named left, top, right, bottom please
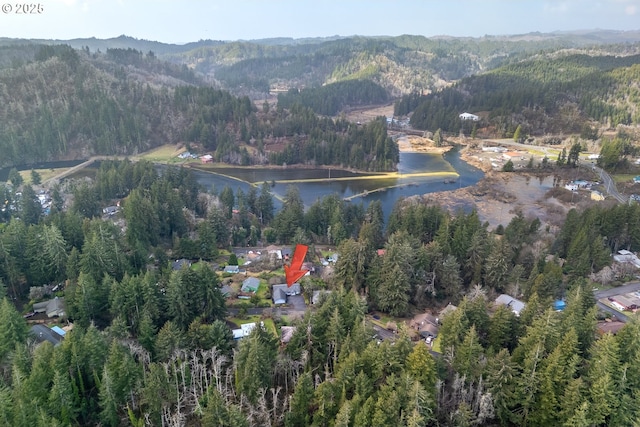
left=189, top=147, right=484, bottom=221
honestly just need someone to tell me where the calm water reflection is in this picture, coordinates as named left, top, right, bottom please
left=191, top=148, right=484, bottom=221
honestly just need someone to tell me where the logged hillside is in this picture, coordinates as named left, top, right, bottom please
left=164, top=32, right=640, bottom=98
left=400, top=52, right=640, bottom=136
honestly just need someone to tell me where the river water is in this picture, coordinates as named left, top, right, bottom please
left=191, top=147, right=484, bottom=221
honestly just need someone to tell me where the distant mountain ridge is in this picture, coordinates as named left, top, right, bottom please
left=2, top=30, right=640, bottom=99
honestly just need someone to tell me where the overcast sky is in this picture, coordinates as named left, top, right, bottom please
left=2, top=0, right=639, bottom=43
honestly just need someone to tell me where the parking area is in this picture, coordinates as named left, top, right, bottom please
left=287, top=295, right=307, bottom=312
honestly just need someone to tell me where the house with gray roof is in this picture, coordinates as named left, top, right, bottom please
left=241, top=277, right=260, bottom=293
left=272, top=283, right=301, bottom=305
left=30, top=324, right=64, bottom=346
left=220, top=285, right=233, bottom=298
left=33, top=297, right=65, bottom=318
left=495, top=294, right=526, bottom=316
left=224, top=265, right=240, bottom=274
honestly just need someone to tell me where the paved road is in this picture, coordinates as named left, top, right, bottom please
left=593, top=282, right=640, bottom=323
left=583, top=163, right=627, bottom=203
left=596, top=301, right=630, bottom=322
left=594, top=281, right=640, bottom=299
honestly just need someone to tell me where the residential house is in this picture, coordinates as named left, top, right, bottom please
left=232, top=322, right=259, bottom=340
left=30, top=324, right=64, bottom=346
left=613, top=250, right=640, bottom=268
left=172, top=259, right=191, bottom=271
left=410, top=312, right=438, bottom=330
left=410, top=312, right=440, bottom=338
left=459, top=112, right=479, bottom=121
left=220, top=284, right=233, bottom=298
left=597, top=320, right=626, bottom=336
left=419, top=323, right=439, bottom=339
left=200, top=154, right=213, bottom=163
left=502, top=152, right=522, bottom=161
left=241, top=277, right=260, bottom=293
left=272, top=283, right=301, bottom=305
left=438, top=303, right=457, bottom=319
left=495, top=294, right=526, bottom=316
left=224, top=265, right=240, bottom=274
left=265, top=245, right=283, bottom=260
left=33, top=297, right=65, bottom=318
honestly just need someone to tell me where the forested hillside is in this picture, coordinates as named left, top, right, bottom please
left=276, top=79, right=389, bottom=116
left=0, top=45, right=398, bottom=171
left=401, top=53, right=640, bottom=135
left=174, top=32, right=640, bottom=98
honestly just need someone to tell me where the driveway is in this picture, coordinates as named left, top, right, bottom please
left=287, top=295, right=307, bottom=312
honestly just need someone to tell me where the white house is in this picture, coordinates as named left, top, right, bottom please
left=613, top=250, right=640, bottom=268
left=232, top=322, right=263, bottom=339
left=459, top=112, right=479, bottom=121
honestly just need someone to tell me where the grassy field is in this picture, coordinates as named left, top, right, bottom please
left=137, top=144, right=190, bottom=163
left=20, top=168, right=71, bottom=184
left=612, top=174, right=637, bottom=184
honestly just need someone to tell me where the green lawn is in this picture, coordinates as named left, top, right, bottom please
left=228, top=316, right=277, bottom=337
left=137, top=144, right=190, bottom=163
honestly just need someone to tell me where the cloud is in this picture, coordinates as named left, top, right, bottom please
left=626, top=4, right=638, bottom=13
